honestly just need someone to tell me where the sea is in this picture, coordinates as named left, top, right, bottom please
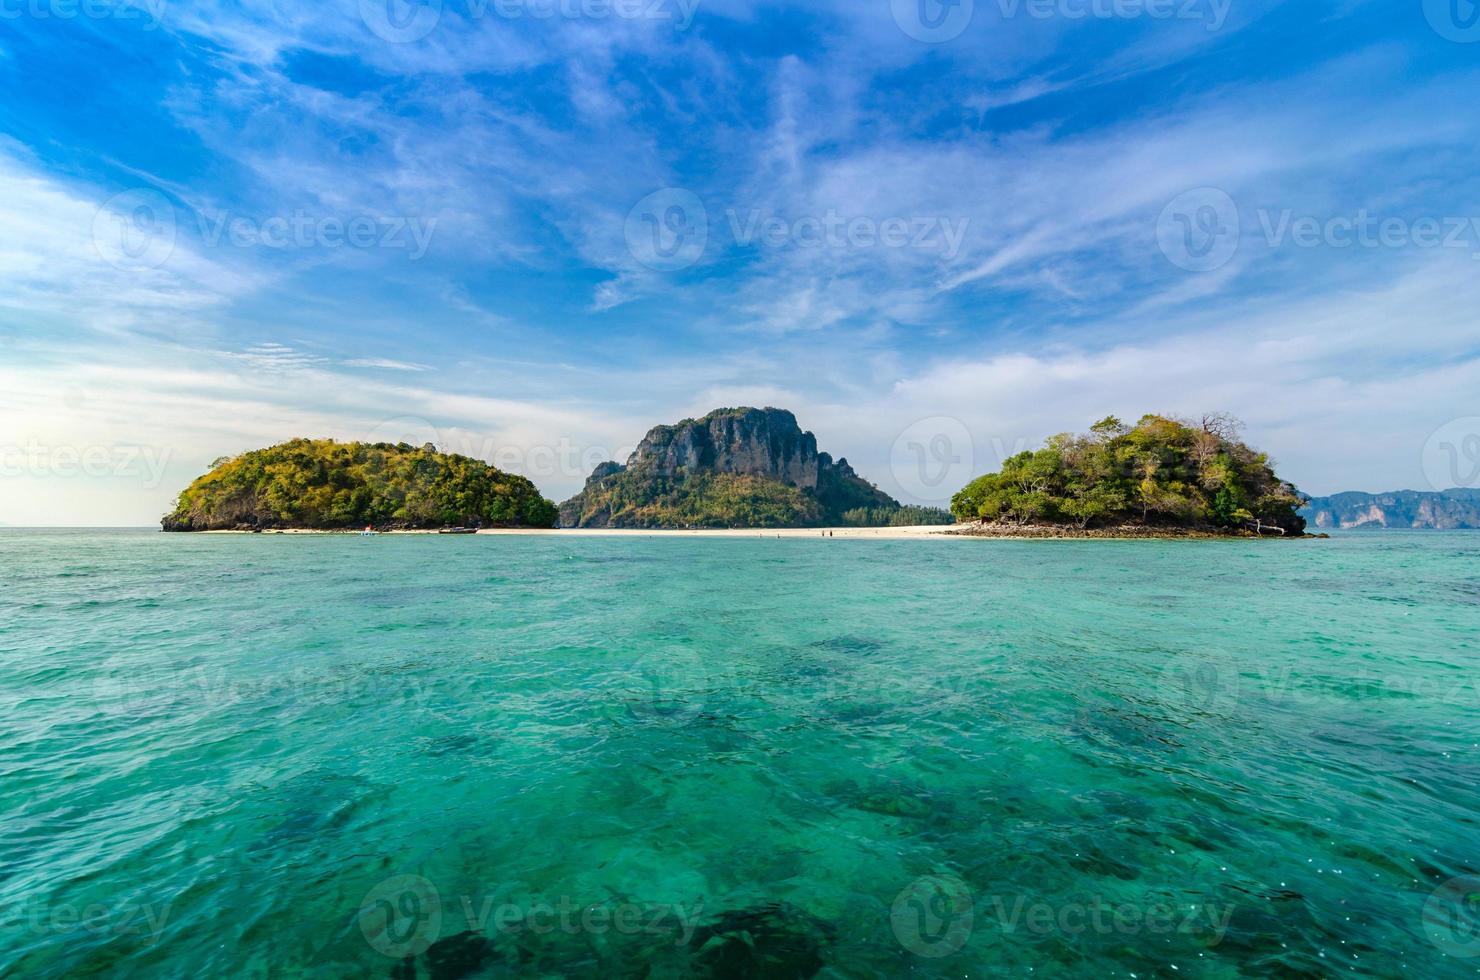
left=2, top=529, right=1478, bottom=977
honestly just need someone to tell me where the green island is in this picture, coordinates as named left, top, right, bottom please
left=559, top=407, right=953, bottom=529
left=161, top=438, right=559, bottom=531
left=160, top=410, right=1311, bottom=538
left=950, top=414, right=1309, bottom=537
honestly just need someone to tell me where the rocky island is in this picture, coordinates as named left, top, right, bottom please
left=560, top=407, right=949, bottom=529
left=950, top=414, right=1309, bottom=538
left=162, top=439, right=559, bottom=531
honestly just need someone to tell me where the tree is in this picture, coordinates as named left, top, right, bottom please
left=949, top=414, right=1306, bottom=535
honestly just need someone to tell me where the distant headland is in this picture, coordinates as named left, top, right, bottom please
left=1301, top=489, right=1480, bottom=529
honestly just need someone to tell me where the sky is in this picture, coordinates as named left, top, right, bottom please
left=3, top=0, right=1480, bottom=525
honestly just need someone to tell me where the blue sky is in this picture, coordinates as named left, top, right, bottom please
left=3, top=0, right=1480, bottom=524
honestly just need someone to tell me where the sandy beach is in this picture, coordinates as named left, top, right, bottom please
left=204, top=525, right=961, bottom=539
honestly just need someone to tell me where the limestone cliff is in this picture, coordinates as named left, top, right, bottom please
left=1301, top=489, right=1480, bottom=529
left=560, top=408, right=901, bottom=528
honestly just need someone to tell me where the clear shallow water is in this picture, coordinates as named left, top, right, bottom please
left=2, top=530, right=1479, bottom=978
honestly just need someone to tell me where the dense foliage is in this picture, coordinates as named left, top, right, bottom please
left=561, top=407, right=911, bottom=529
left=163, top=439, right=558, bottom=531
left=950, top=415, right=1307, bottom=535
left=560, top=468, right=915, bottom=529
left=565, top=471, right=825, bottom=529
left=840, top=506, right=955, bottom=527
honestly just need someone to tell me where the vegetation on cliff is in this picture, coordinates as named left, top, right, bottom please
left=162, top=439, right=558, bottom=531
left=561, top=407, right=909, bottom=529
left=950, top=414, right=1307, bottom=536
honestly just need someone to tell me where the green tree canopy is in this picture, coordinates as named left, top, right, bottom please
left=163, top=439, right=558, bottom=531
left=951, top=415, right=1307, bottom=535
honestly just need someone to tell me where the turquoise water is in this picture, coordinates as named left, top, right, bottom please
left=2, top=530, right=1479, bottom=978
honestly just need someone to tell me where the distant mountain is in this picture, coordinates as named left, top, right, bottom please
left=560, top=407, right=915, bottom=529
left=1301, top=489, right=1480, bottom=529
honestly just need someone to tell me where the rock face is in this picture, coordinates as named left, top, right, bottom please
left=561, top=407, right=900, bottom=528
left=1301, top=489, right=1480, bottom=529
left=631, top=408, right=824, bottom=490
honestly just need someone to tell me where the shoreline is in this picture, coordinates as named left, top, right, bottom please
left=191, top=524, right=1320, bottom=540
left=200, top=525, right=961, bottom=540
